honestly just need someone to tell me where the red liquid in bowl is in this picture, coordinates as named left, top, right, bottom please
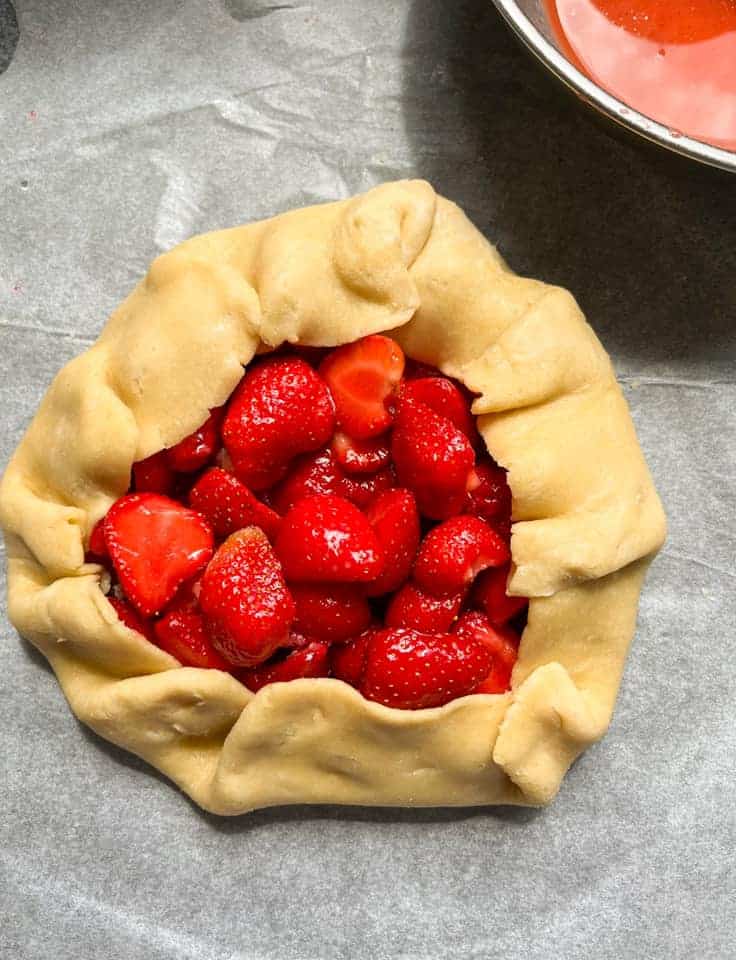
left=545, top=0, right=736, bottom=151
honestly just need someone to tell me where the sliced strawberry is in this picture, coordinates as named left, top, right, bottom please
left=107, top=596, right=155, bottom=642
left=86, top=517, right=109, bottom=564
left=153, top=602, right=231, bottom=670
left=331, top=432, right=391, bottom=475
left=320, top=335, right=404, bottom=439
left=166, top=407, right=223, bottom=473
left=222, top=357, right=335, bottom=490
left=472, top=563, right=528, bottom=625
left=391, top=396, right=475, bottom=519
left=363, top=489, right=420, bottom=596
left=291, top=583, right=372, bottom=644
left=453, top=611, right=519, bottom=694
left=400, top=377, right=478, bottom=441
left=466, top=459, right=512, bottom=525
left=188, top=467, right=280, bottom=541
left=385, top=581, right=465, bottom=633
left=329, top=627, right=376, bottom=686
left=360, top=627, right=494, bottom=709
left=103, top=493, right=214, bottom=617
left=413, top=515, right=510, bottom=597
left=344, top=465, right=396, bottom=509
left=269, top=447, right=352, bottom=515
left=275, top=494, right=384, bottom=583
left=132, top=451, right=174, bottom=495
left=199, top=527, right=295, bottom=667
left=237, top=640, right=330, bottom=692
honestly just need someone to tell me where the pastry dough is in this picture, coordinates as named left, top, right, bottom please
left=0, top=181, right=666, bottom=813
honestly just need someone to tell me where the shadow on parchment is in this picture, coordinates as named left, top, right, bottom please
left=400, top=0, right=736, bottom=369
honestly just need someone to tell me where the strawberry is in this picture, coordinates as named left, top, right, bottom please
left=320, top=335, right=404, bottom=439
left=269, top=447, right=352, bottom=515
left=166, top=407, right=223, bottom=473
left=237, top=640, right=330, bottom=692
left=344, top=465, right=396, bottom=509
left=103, top=493, right=214, bottom=617
left=222, top=357, right=335, bottom=490
left=331, top=432, right=391, bottom=475
left=329, top=627, right=376, bottom=686
left=363, top=489, right=420, bottom=596
left=385, top=581, right=465, bottom=633
left=275, top=494, right=385, bottom=583
left=107, top=596, right=155, bottom=642
left=466, top=459, right=512, bottom=526
left=199, top=527, right=295, bottom=667
left=452, top=611, right=519, bottom=694
left=153, top=602, right=231, bottom=670
left=360, top=628, right=494, bottom=709
left=413, top=515, right=510, bottom=597
left=291, top=583, right=372, bottom=644
left=472, top=564, right=528, bottom=626
left=86, top=517, right=109, bottom=564
left=391, top=396, right=475, bottom=519
left=400, top=377, right=478, bottom=442
left=132, top=451, right=174, bottom=495
left=188, top=467, right=281, bottom=541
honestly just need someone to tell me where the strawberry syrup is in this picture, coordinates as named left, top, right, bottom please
left=545, top=0, right=736, bottom=151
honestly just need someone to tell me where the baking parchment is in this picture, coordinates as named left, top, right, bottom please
left=1, top=1, right=734, bottom=958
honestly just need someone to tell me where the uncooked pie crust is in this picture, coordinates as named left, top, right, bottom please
left=0, top=181, right=666, bottom=813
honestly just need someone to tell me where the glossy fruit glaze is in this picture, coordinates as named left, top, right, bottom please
left=546, top=0, right=736, bottom=151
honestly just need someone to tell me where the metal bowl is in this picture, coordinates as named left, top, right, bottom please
left=490, top=0, right=736, bottom=174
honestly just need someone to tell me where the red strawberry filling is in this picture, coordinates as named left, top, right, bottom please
left=91, top=336, right=527, bottom=707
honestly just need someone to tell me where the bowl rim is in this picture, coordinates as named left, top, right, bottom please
left=489, top=0, right=736, bottom=174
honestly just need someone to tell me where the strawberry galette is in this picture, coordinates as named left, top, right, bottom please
left=0, top=181, right=666, bottom=814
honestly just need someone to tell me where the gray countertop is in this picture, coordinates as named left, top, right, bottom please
left=1, top=2, right=734, bottom=958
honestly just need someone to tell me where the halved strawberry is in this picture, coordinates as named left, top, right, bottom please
left=275, top=494, right=384, bottom=583
left=452, top=611, right=519, bottom=694
left=188, top=467, right=280, bottom=541
left=319, top=335, right=404, bottom=439
left=237, top=640, right=330, bottom=692
left=166, top=407, right=223, bottom=473
left=344, top=464, right=397, bottom=509
left=103, top=493, right=214, bottom=617
left=466, top=459, right=512, bottom=526
left=400, top=377, right=478, bottom=441
left=331, top=432, right=391, bottom=475
left=329, top=626, right=377, bottom=686
left=222, top=357, right=335, bottom=490
left=132, top=451, right=174, bottom=495
left=107, top=596, right=155, bottom=642
left=153, top=602, right=231, bottom=670
left=413, top=515, right=510, bottom=597
left=86, top=517, right=109, bottom=564
left=199, top=527, right=295, bottom=667
left=269, top=447, right=352, bottom=515
left=360, top=627, right=494, bottom=709
left=472, top=563, right=528, bottom=625
left=391, top=396, right=475, bottom=519
left=291, top=583, right=372, bottom=644
left=385, top=581, right=465, bottom=633
left=363, top=489, right=420, bottom=596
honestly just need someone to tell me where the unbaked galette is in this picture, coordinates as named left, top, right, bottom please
left=0, top=181, right=666, bottom=813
